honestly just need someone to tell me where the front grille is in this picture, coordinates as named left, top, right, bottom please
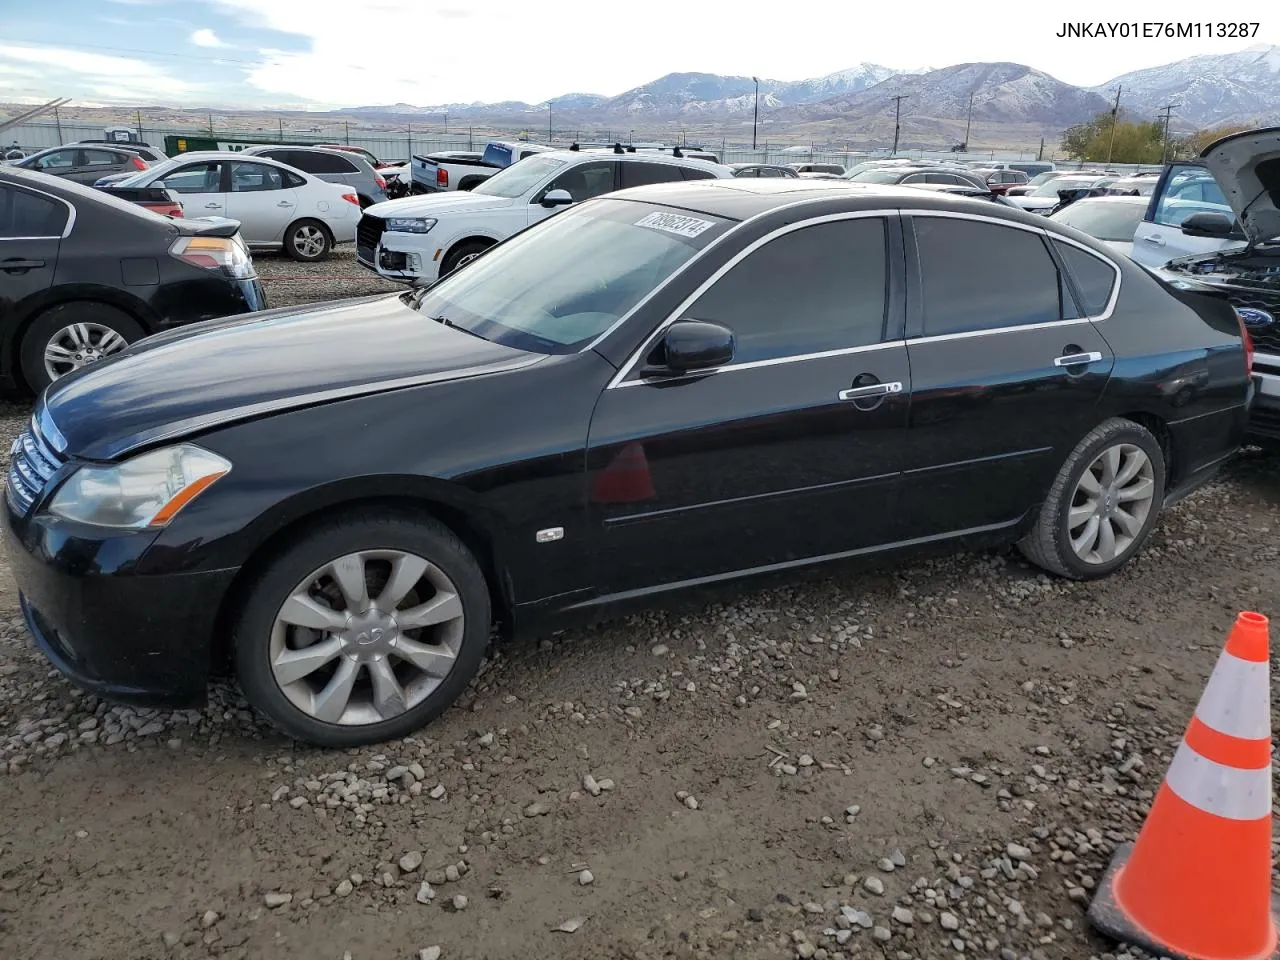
left=356, top=214, right=385, bottom=265
left=1222, top=291, right=1280, bottom=357
left=6, top=419, right=64, bottom=515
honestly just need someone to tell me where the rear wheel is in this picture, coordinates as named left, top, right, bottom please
left=1019, top=418, right=1165, bottom=579
left=440, top=240, right=492, bottom=276
left=233, top=509, right=492, bottom=747
left=285, top=219, right=332, bottom=262
left=19, top=302, right=143, bottom=392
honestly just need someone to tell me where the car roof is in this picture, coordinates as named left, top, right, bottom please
left=605, top=177, right=1084, bottom=228
left=1066, top=194, right=1148, bottom=205
left=26, top=143, right=144, bottom=158
left=541, top=149, right=729, bottom=173
left=154, top=150, right=302, bottom=169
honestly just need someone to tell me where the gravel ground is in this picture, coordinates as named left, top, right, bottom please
left=1, top=249, right=1278, bottom=960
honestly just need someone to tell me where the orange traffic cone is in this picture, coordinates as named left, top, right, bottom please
left=590, top=442, right=656, bottom=504
left=1089, top=611, right=1278, bottom=960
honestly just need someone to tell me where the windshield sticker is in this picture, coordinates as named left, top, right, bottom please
left=634, top=211, right=716, bottom=238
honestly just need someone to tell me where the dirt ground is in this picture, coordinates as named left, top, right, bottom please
left=1, top=250, right=1278, bottom=960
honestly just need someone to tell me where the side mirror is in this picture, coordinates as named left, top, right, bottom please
left=1181, top=212, right=1235, bottom=238
left=645, top=320, right=735, bottom=376
left=540, top=188, right=573, bottom=208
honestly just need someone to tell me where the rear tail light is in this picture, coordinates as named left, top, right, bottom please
left=131, top=156, right=147, bottom=171
left=169, top=235, right=255, bottom=279
left=374, top=176, right=387, bottom=190
left=1233, top=306, right=1255, bottom=374
left=341, top=192, right=360, bottom=207
left=436, top=167, right=448, bottom=187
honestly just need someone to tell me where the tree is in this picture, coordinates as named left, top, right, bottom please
left=1177, top=123, right=1254, bottom=158
left=1061, top=111, right=1166, bottom=164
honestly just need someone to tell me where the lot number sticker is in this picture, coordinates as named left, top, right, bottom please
left=635, top=211, right=716, bottom=238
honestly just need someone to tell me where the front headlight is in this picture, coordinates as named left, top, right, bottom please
left=48, top=443, right=231, bottom=529
left=384, top=217, right=437, bottom=234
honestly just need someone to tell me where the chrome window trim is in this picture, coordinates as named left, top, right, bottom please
left=581, top=193, right=861, bottom=353
left=899, top=208, right=1123, bottom=346
left=613, top=341, right=902, bottom=389
left=606, top=209, right=892, bottom=389
left=0, top=181, right=76, bottom=239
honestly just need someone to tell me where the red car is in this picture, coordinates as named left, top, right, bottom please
left=972, top=168, right=1030, bottom=195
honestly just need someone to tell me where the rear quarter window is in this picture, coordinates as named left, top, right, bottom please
left=1053, top=240, right=1118, bottom=317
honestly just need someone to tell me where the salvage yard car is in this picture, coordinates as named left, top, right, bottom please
left=1147, top=125, right=1280, bottom=446
left=111, top=151, right=361, bottom=261
left=0, top=166, right=265, bottom=391
left=358, top=149, right=731, bottom=282
left=2, top=178, right=1252, bottom=747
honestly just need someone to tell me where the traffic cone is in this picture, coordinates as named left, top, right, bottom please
left=1089, top=611, right=1278, bottom=960
left=589, top=443, right=655, bottom=503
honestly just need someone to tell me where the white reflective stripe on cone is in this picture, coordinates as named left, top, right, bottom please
left=1164, top=741, right=1273, bottom=821
left=1195, top=650, right=1272, bottom=741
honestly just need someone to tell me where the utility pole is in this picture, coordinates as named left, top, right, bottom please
left=135, top=109, right=143, bottom=141
left=752, top=76, right=760, bottom=151
left=963, top=91, right=974, bottom=150
left=344, top=120, right=350, bottom=144
left=547, top=103, right=552, bottom=144
left=277, top=117, right=284, bottom=140
left=208, top=111, right=214, bottom=136
left=1158, top=103, right=1177, bottom=163
left=890, top=94, right=908, bottom=155
left=443, top=111, right=448, bottom=136
left=54, top=103, right=63, bottom=145
left=1105, top=84, right=1122, bottom=166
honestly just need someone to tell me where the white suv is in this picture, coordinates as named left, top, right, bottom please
left=356, top=150, right=733, bottom=282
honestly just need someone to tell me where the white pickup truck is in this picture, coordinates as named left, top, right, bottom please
left=409, top=141, right=555, bottom=195
left=358, top=148, right=732, bottom=282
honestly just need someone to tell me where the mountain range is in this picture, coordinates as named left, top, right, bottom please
left=348, top=45, right=1280, bottom=146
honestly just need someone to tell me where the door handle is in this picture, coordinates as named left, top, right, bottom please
left=204, top=203, right=222, bottom=209
left=838, top=381, right=903, bottom=401
left=1140, top=234, right=1165, bottom=246
left=277, top=201, right=293, bottom=207
left=1, top=259, right=46, bottom=270
left=1054, top=351, right=1103, bottom=367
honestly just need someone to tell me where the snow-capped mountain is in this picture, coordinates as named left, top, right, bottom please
left=1094, top=44, right=1280, bottom=126
left=778, top=62, right=1110, bottom=127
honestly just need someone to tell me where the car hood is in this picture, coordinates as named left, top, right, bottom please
left=365, top=192, right=517, bottom=218
left=1200, top=126, right=1280, bottom=243
left=42, top=294, right=543, bottom=461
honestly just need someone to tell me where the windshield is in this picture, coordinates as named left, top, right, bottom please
left=1032, top=177, right=1096, bottom=197
left=1026, top=172, right=1065, bottom=187
left=470, top=155, right=565, bottom=198
left=410, top=199, right=732, bottom=354
left=847, top=169, right=905, bottom=184
left=1050, top=200, right=1145, bottom=242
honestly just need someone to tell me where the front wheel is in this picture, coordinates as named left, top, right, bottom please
left=20, top=302, right=143, bottom=392
left=1018, top=418, right=1166, bottom=579
left=440, top=240, right=491, bottom=276
left=233, top=510, right=492, bottom=747
left=284, top=219, right=332, bottom=262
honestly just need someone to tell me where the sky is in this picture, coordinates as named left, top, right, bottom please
left=0, top=0, right=1276, bottom=109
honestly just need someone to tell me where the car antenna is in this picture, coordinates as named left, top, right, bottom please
left=569, top=142, right=579, bottom=151
left=613, top=142, right=624, bottom=154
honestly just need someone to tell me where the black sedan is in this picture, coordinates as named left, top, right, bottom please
left=1, top=166, right=266, bottom=391
left=3, top=179, right=1251, bottom=747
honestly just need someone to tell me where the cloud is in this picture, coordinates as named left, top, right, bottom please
left=190, top=28, right=226, bottom=48
left=0, top=44, right=200, bottom=103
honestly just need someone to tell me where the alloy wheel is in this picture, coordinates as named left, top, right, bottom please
left=1067, top=443, right=1155, bottom=565
left=269, top=549, right=465, bottom=726
left=293, top=225, right=327, bottom=259
left=43, top=322, right=129, bottom=381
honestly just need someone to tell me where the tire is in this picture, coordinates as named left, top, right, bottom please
left=233, top=509, right=492, bottom=747
left=284, top=219, right=332, bottom=262
left=19, top=302, right=144, bottom=393
left=1018, top=418, right=1166, bottom=580
left=440, top=240, right=492, bottom=276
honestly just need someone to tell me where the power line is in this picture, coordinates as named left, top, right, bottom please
left=1105, top=84, right=1122, bottom=166
left=3, top=38, right=268, bottom=68
left=1157, top=102, right=1178, bottom=163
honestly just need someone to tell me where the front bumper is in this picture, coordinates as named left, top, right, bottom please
left=2, top=503, right=238, bottom=707
left=356, top=231, right=438, bottom=284
left=1247, top=368, right=1280, bottom=441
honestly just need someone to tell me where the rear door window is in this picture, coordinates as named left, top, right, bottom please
left=0, top=186, right=69, bottom=237
left=915, top=217, right=1063, bottom=336
left=620, top=162, right=687, bottom=189
left=1053, top=240, right=1118, bottom=316
left=160, top=162, right=223, bottom=194
left=298, top=151, right=359, bottom=174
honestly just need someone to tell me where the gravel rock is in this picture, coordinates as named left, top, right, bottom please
left=1007, top=842, right=1032, bottom=861
left=523, top=801, right=551, bottom=817
left=200, top=910, right=218, bottom=928
left=451, top=894, right=468, bottom=911
left=940, top=911, right=960, bottom=931
left=891, top=906, right=913, bottom=925
left=863, top=876, right=885, bottom=896
left=419, top=948, right=442, bottom=960
left=263, top=892, right=292, bottom=908
left=415, top=882, right=435, bottom=903
left=578, top=869, right=594, bottom=885
left=335, top=880, right=353, bottom=898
